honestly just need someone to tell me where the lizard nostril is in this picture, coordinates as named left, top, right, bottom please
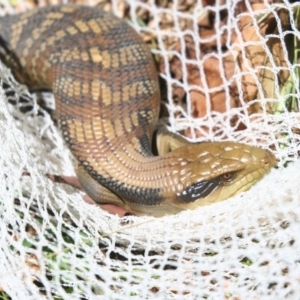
left=262, top=158, right=270, bottom=167
left=262, top=150, right=277, bottom=168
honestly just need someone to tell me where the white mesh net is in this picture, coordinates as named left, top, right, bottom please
left=0, top=0, right=300, bottom=299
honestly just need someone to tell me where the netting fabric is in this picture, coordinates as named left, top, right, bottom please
left=0, top=0, right=300, bottom=299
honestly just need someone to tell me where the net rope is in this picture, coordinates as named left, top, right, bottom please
left=0, top=0, right=300, bottom=299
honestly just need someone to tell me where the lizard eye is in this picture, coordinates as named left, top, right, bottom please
left=220, top=172, right=236, bottom=184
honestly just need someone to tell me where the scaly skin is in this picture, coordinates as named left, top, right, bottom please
left=0, top=5, right=276, bottom=217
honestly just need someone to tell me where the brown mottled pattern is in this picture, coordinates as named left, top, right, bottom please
left=0, top=5, right=276, bottom=216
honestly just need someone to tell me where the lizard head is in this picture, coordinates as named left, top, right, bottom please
left=159, top=141, right=277, bottom=215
